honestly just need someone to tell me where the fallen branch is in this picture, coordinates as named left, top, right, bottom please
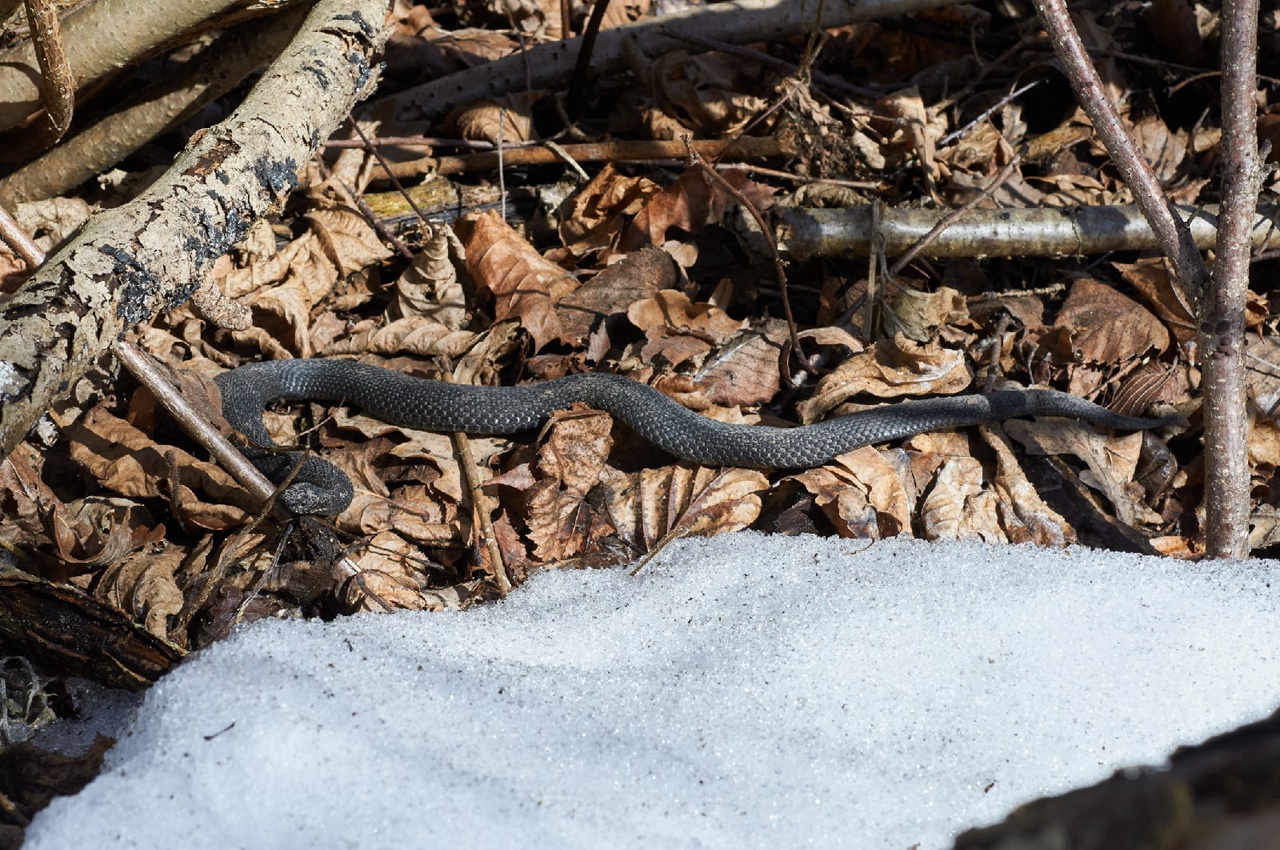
left=0, top=0, right=389, bottom=460
left=776, top=203, right=1280, bottom=258
left=0, top=3, right=310, bottom=206
left=0, top=0, right=278, bottom=133
left=379, top=0, right=971, bottom=123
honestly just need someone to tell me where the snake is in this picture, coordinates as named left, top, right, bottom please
left=215, top=359, right=1173, bottom=516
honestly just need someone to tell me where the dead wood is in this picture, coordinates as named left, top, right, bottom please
left=777, top=204, right=1280, bottom=259
left=379, top=0, right=973, bottom=124
left=0, top=0, right=298, bottom=134
left=0, top=3, right=310, bottom=206
left=0, top=0, right=389, bottom=460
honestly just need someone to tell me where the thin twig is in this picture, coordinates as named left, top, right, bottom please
left=1030, top=0, right=1210, bottom=304
left=888, top=149, right=1021, bottom=277
left=684, top=137, right=813, bottom=376
left=565, top=0, right=612, bottom=120
left=0, top=204, right=44, bottom=267
left=24, top=0, right=72, bottom=141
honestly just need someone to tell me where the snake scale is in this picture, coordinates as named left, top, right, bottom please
left=216, top=359, right=1172, bottom=515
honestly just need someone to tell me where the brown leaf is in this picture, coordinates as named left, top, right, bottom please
left=980, top=425, right=1074, bottom=547
left=304, top=205, right=394, bottom=277
left=1112, top=258, right=1197, bottom=344
left=339, top=531, right=438, bottom=612
left=0, top=734, right=114, bottom=829
left=1245, top=336, right=1280, bottom=417
left=450, top=91, right=541, bottom=144
left=462, top=210, right=580, bottom=349
left=1143, top=0, right=1206, bottom=68
left=0, top=441, right=59, bottom=550
left=557, top=246, right=677, bottom=345
left=91, top=542, right=185, bottom=641
left=646, top=51, right=770, bottom=136
left=798, top=334, right=972, bottom=423
left=883, top=285, right=969, bottom=342
left=793, top=446, right=912, bottom=539
left=620, top=167, right=775, bottom=253
left=920, top=456, right=1003, bottom=542
left=1053, top=277, right=1170, bottom=365
left=628, top=288, right=745, bottom=342
left=525, top=410, right=616, bottom=561
left=1129, top=114, right=1188, bottom=185
left=558, top=164, right=661, bottom=256
left=1003, top=420, right=1155, bottom=526
left=65, top=404, right=253, bottom=529
left=50, top=500, right=164, bottom=569
left=601, top=465, right=767, bottom=551
left=390, top=231, right=466, bottom=329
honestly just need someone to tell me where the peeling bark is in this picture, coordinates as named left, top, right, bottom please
left=0, top=0, right=390, bottom=460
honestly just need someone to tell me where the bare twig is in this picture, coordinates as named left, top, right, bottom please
left=0, top=205, right=44, bottom=268
left=1029, top=0, right=1210, bottom=303
left=24, top=0, right=73, bottom=142
left=565, top=0, right=612, bottom=120
left=371, top=136, right=790, bottom=180
left=112, top=340, right=277, bottom=509
left=1201, top=0, right=1261, bottom=559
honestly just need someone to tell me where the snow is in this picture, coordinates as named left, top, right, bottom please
left=24, top=533, right=1280, bottom=850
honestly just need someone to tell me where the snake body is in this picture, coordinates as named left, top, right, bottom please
left=216, top=359, right=1172, bottom=515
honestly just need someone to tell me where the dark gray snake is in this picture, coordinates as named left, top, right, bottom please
left=216, top=359, right=1172, bottom=515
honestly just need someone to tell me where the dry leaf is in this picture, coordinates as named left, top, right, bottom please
left=450, top=91, right=541, bottom=144
left=646, top=51, right=770, bottom=136
left=1053, top=277, right=1170, bottom=364
left=50, top=500, right=165, bottom=569
left=980, top=425, right=1074, bottom=547
left=66, top=404, right=254, bottom=529
left=462, top=210, right=580, bottom=349
left=793, top=446, right=912, bottom=539
left=525, top=410, right=616, bottom=561
left=621, top=167, right=775, bottom=253
left=557, top=245, right=677, bottom=345
left=629, top=288, right=746, bottom=341
left=558, top=164, right=661, bottom=256
left=91, top=542, right=185, bottom=641
left=392, top=230, right=466, bottom=328
left=920, top=456, right=1003, bottom=542
left=340, top=530, right=438, bottom=612
left=1003, top=419, right=1154, bottom=526
left=882, top=285, right=969, bottom=342
left=601, top=465, right=767, bottom=552
left=799, top=334, right=972, bottom=423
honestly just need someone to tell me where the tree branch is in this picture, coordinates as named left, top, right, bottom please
left=380, top=0, right=972, bottom=123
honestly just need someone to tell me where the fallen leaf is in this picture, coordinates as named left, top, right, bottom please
left=792, top=446, right=912, bottom=539
left=462, top=209, right=580, bottom=349
left=798, top=334, right=972, bottom=423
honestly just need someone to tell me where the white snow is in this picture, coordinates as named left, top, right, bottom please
left=24, top=533, right=1280, bottom=850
